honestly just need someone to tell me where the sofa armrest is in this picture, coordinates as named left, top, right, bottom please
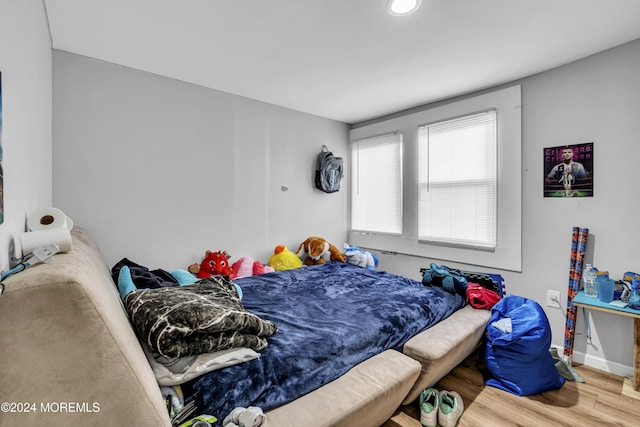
left=0, top=228, right=171, bottom=426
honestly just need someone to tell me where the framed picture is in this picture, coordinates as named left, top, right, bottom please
left=543, top=142, right=593, bottom=198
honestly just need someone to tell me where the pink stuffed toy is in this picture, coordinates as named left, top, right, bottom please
left=230, top=256, right=274, bottom=279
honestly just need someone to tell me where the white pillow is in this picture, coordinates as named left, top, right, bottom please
left=141, top=342, right=259, bottom=386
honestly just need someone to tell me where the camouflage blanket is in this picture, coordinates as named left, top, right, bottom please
left=124, top=276, right=277, bottom=358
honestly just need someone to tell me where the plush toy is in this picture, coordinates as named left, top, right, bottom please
left=343, top=243, right=379, bottom=270
left=268, top=245, right=303, bottom=271
left=230, top=256, right=275, bottom=279
left=296, top=236, right=346, bottom=266
left=188, top=250, right=232, bottom=278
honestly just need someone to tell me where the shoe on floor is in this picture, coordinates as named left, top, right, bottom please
left=438, top=390, right=464, bottom=427
left=419, top=388, right=439, bottom=427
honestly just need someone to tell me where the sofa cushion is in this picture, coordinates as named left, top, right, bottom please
left=402, top=305, right=491, bottom=404
left=263, top=349, right=421, bottom=427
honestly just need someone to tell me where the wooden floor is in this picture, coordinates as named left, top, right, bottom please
left=383, top=350, right=640, bottom=427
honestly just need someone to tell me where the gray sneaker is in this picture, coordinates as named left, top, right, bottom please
left=419, top=388, right=439, bottom=427
left=438, top=390, right=464, bottom=427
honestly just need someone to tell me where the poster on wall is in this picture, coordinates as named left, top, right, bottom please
left=544, top=142, right=593, bottom=198
left=0, top=71, right=3, bottom=223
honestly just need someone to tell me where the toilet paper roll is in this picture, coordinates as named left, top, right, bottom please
left=21, top=229, right=73, bottom=255
left=27, top=208, right=73, bottom=232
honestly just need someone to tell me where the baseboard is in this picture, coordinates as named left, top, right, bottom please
left=551, top=345, right=634, bottom=378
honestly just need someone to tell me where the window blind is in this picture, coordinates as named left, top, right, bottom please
left=417, top=110, right=497, bottom=248
left=351, top=132, right=402, bottom=234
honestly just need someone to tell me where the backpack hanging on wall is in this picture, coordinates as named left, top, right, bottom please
left=314, top=145, right=344, bottom=193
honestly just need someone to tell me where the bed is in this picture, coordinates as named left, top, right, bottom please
left=115, top=252, right=496, bottom=424
left=142, top=262, right=469, bottom=419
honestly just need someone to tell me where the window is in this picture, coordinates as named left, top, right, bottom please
left=349, top=86, right=521, bottom=271
left=351, top=132, right=402, bottom=234
left=418, top=110, right=497, bottom=249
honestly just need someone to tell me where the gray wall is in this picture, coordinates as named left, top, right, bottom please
left=51, top=25, right=640, bottom=376
left=52, top=51, right=349, bottom=271
left=2, top=0, right=638, bottom=389
left=377, top=38, right=640, bottom=377
left=0, top=0, right=52, bottom=271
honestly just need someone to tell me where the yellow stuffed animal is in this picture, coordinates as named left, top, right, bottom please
left=296, top=236, right=346, bottom=266
left=268, top=245, right=303, bottom=271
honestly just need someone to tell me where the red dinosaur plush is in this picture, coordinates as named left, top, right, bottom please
left=188, top=250, right=232, bottom=278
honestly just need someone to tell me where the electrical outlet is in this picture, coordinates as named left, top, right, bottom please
left=547, top=290, right=561, bottom=307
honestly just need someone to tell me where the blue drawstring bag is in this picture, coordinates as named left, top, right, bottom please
left=484, top=295, right=565, bottom=396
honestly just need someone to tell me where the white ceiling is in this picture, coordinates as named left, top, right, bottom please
left=43, top=0, right=640, bottom=124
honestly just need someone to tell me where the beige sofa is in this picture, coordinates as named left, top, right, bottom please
left=0, top=228, right=489, bottom=427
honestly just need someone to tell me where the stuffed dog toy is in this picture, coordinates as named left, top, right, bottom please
left=296, top=236, right=346, bottom=266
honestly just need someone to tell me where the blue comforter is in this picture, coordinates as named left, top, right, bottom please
left=184, top=262, right=465, bottom=419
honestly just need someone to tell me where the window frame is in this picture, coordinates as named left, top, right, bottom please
left=417, top=109, right=497, bottom=249
left=348, top=86, right=522, bottom=272
left=350, top=131, right=403, bottom=235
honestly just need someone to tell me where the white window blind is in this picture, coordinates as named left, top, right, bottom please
left=418, top=110, right=497, bottom=249
left=351, top=132, right=402, bottom=234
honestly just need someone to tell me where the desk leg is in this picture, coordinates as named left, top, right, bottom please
left=635, top=317, right=640, bottom=392
left=622, top=317, right=640, bottom=399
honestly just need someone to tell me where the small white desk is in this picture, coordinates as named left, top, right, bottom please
left=572, top=290, right=640, bottom=400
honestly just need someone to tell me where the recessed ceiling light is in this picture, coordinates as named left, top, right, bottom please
left=386, top=0, right=422, bottom=16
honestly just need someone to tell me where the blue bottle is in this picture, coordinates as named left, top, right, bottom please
left=629, top=278, right=640, bottom=310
